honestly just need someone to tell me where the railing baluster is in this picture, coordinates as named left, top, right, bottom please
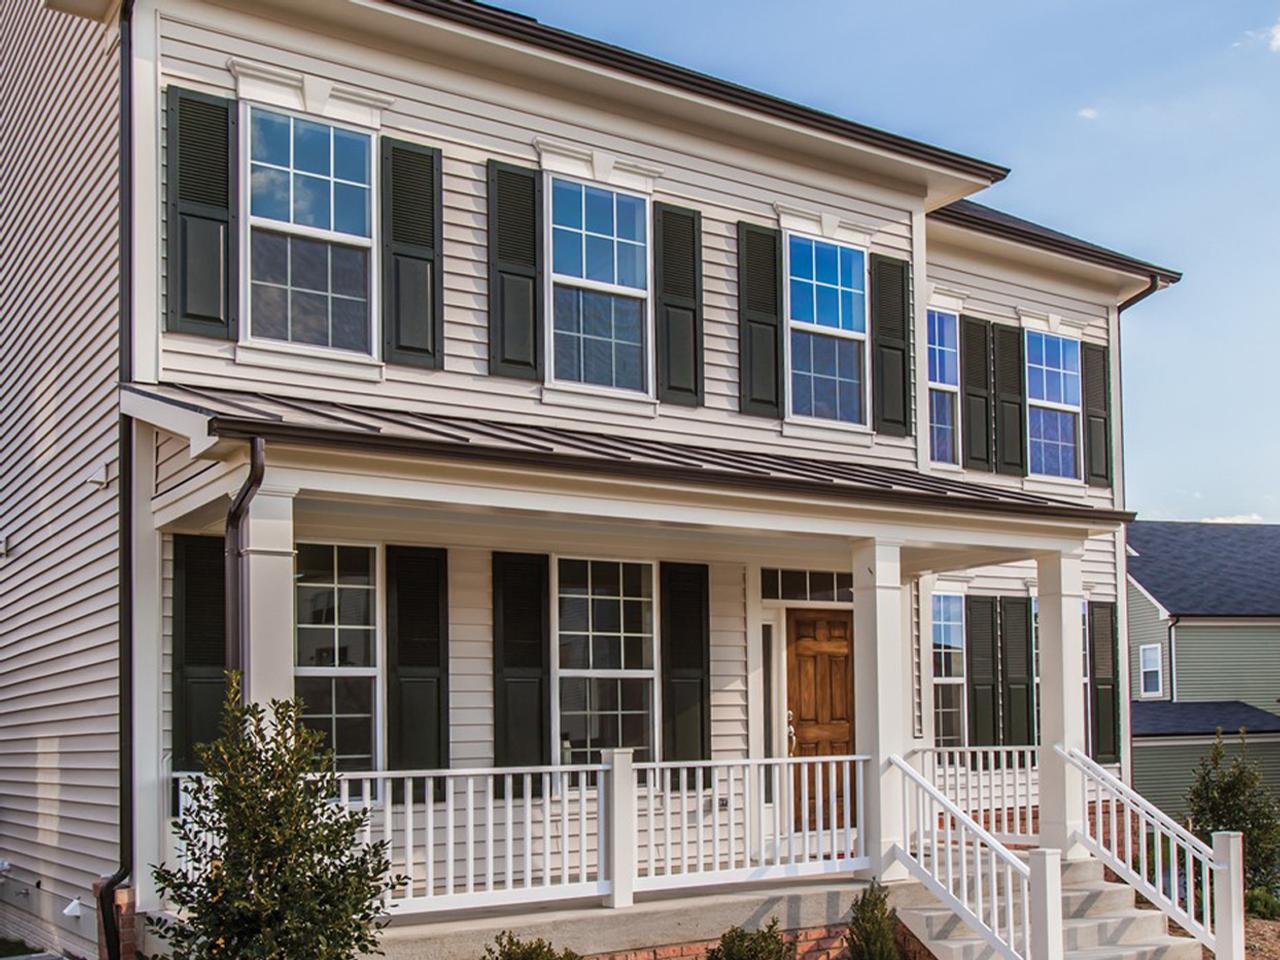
left=579, top=770, right=589, bottom=884
left=814, top=760, right=825, bottom=862
left=646, top=767, right=656, bottom=879
left=503, top=774, right=512, bottom=891
left=559, top=771, right=569, bottom=886
left=425, top=776, right=434, bottom=897
left=711, top=765, right=720, bottom=872
left=445, top=779, right=455, bottom=895
left=522, top=773, right=532, bottom=888
left=541, top=772, right=552, bottom=887
left=485, top=777, right=494, bottom=892
left=466, top=777, right=475, bottom=894
left=773, top=764, right=782, bottom=866
left=404, top=777, right=415, bottom=899
left=664, top=767, right=673, bottom=877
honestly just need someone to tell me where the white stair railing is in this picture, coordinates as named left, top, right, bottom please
left=912, top=746, right=1039, bottom=843
left=891, top=754, right=1046, bottom=960
left=1054, top=745, right=1244, bottom=960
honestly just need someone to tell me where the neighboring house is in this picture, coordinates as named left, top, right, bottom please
left=6, top=2, right=1229, bottom=960
left=1127, top=520, right=1280, bottom=819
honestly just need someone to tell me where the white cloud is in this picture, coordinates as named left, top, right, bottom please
left=1077, top=106, right=1100, bottom=121
left=1271, top=20, right=1280, bottom=51
left=1238, top=20, right=1280, bottom=50
left=1198, top=513, right=1265, bottom=524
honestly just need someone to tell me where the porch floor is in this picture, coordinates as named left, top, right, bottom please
left=376, top=877, right=871, bottom=959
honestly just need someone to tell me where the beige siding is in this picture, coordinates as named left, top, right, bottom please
left=1173, top=622, right=1280, bottom=716
left=0, top=1, right=120, bottom=954
left=1127, top=581, right=1170, bottom=701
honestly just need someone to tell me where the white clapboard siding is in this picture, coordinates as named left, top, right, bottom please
left=0, top=1, right=120, bottom=955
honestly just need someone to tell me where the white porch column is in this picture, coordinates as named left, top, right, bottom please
left=239, top=486, right=296, bottom=704
left=852, top=538, right=909, bottom=879
left=1036, top=549, right=1088, bottom=858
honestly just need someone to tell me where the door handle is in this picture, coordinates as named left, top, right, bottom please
left=787, top=709, right=796, bottom=755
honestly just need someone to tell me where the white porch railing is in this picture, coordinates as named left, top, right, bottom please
left=1055, top=745, right=1244, bottom=959
left=891, top=754, right=1040, bottom=960
left=912, top=747, right=1039, bottom=843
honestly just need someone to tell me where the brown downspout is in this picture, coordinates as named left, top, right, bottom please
left=225, top=437, right=265, bottom=700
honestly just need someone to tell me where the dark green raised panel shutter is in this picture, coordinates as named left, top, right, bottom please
left=870, top=254, right=912, bottom=437
left=381, top=138, right=443, bottom=369
left=999, top=597, right=1034, bottom=747
left=487, top=161, right=542, bottom=380
left=493, top=553, right=551, bottom=774
left=1088, top=601, right=1120, bottom=763
left=737, top=222, right=784, bottom=418
left=965, top=595, right=999, bottom=747
left=386, top=546, right=449, bottom=775
left=165, top=87, right=237, bottom=339
left=654, top=203, right=704, bottom=406
left=992, top=324, right=1027, bottom=476
left=961, top=316, right=994, bottom=471
left=172, top=535, right=226, bottom=771
left=1082, top=344, right=1112, bottom=487
left=660, top=563, right=711, bottom=763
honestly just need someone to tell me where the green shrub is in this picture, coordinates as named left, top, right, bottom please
left=1247, top=887, right=1280, bottom=920
left=845, top=881, right=900, bottom=960
left=1185, top=731, right=1280, bottom=891
left=149, top=675, right=406, bottom=960
left=706, top=919, right=794, bottom=960
left=483, top=931, right=582, bottom=960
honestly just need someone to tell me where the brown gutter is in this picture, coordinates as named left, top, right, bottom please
left=225, top=437, right=265, bottom=700
left=208, top=418, right=1134, bottom=526
left=382, top=0, right=1009, bottom=185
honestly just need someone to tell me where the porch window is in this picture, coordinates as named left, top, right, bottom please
left=1140, top=643, right=1162, bottom=696
left=1026, top=331, right=1082, bottom=478
left=931, top=594, right=965, bottom=747
left=556, top=558, right=656, bottom=764
left=786, top=234, right=868, bottom=424
left=927, top=309, right=960, bottom=463
left=294, top=543, right=377, bottom=771
left=248, top=107, right=373, bottom=353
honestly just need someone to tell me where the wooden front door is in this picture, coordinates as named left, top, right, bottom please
left=786, top=610, right=854, bottom=829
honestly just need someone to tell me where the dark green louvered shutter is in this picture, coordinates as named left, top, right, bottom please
left=165, top=87, right=237, bottom=339
left=993, top=324, right=1027, bottom=476
left=1088, top=601, right=1120, bottom=763
left=737, top=223, right=784, bottom=418
left=493, top=553, right=551, bottom=776
left=654, top=203, right=704, bottom=406
left=870, top=254, right=912, bottom=437
left=172, top=535, right=226, bottom=771
left=381, top=139, right=443, bottom=369
left=961, top=317, right=994, bottom=471
left=999, top=597, right=1035, bottom=747
left=386, top=546, right=449, bottom=775
left=965, top=595, right=999, bottom=747
left=660, top=563, right=711, bottom=763
left=487, top=161, right=542, bottom=379
left=1082, top=344, right=1112, bottom=487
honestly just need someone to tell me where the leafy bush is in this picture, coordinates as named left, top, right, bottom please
left=1185, top=731, right=1280, bottom=891
left=149, top=675, right=406, bottom=960
left=1247, top=887, right=1280, bottom=920
left=706, top=919, right=794, bottom=960
left=845, top=881, right=900, bottom=960
left=483, top=931, right=583, bottom=960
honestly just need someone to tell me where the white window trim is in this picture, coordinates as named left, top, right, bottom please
left=292, top=539, right=386, bottom=773
left=1139, top=643, right=1164, bottom=698
left=931, top=592, right=967, bottom=748
left=549, top=555, right=664, bottom=765
left=238, top=101, right=381, bottom=362
left=926, top=308, right=962, bottom=468
left=542, top=173, right=657, bottom=401
left=1025, top=329, right=1085, bottom=484
left=228, top=58, right=395, bottom=130
left=782, top=229, right=873, bottom=432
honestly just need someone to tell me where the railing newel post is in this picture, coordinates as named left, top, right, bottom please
left=604, top=748, right=635, bottom=908
left=1213, top=832, right=1245, bottom=960
left=1029, top=848, right=1064, bottom=960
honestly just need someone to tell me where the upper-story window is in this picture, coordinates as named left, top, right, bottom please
left=550, top=178, right=650, bottom=393
left=927, top=310, right=960, bottom=463
left=786, top=235, right=868, bottom=424
left=1139, top=643, right=1162, bottom=697
left=247, top=107, right=374, bottom=354
left=1026, top=331, right=1082, bottom=479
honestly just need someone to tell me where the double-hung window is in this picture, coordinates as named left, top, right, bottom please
left=787, top=235, right=868, bottom=424
left=927, top=310, right=960, bottom=463
left=932, top=594, right=966, bottom=747
left=550, top=178, right=649, bottom=393
left=247, top=107, right=374, bottom=353
left=294, top=543, right=378, bottom=771
left=555, top=558, right=657, bottom=764
left=1139, top=644, right=1163, bottom=697
left=1026, top=331, right=1082, bottom=479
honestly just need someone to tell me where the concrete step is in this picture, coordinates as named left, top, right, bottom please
left=924, top=932, right=1200, bottom=960
left=899, top=902, right=1164, bottom=947
left=1062, top=882, right=1137, bottom=919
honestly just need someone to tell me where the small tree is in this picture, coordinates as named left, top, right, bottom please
left=845, top=881, right=900, bottom=960
left=706, top=919, right=794, bottom=960
left=150, top=675, right=406, bottom=960
left=1185, top=730, right=1280, bottom=892
left=482, top=931, right=583, bottom=960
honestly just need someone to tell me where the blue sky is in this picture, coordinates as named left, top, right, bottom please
left=500, top=0, right=1280, bottom=522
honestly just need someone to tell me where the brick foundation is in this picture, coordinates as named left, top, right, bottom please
left=585, top=920, right=925, bottom=960
left=90, top=879, right=135, bottom=960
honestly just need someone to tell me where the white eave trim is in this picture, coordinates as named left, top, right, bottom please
left=773, top=202, right=879, bottom=249
left=228, top=57, right=396, bottom=129
left=532, top=136, right=664, bottom=193
left=120, top=387, right=218, bottom=456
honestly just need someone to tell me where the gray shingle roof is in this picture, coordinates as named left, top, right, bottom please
left=1132, top=700, right=1280, bottom=738
left=1127, top=520, right=1280, bottom=617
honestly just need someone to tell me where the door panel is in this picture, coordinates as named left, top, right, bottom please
left=786, top=610, right=854, bottom=829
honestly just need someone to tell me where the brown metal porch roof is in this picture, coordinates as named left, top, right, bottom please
left=123, top=383, right=1133, bottom=525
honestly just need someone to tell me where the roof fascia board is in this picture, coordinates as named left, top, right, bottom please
left=120, top=384, right=219, bottom=455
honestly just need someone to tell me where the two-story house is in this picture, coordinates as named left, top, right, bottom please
left=9, top=2, right=1249, bottom=960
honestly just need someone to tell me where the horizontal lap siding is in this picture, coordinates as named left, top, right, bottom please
left=1127, top=582, right=1169, bottom=701
left=1173, top=623, right=1280, bottom=716
left=710, top=563, right=748, bottom=759
left=156, top=12, right=916, bottom=467
left=1132, top=738, right=1280, bottom=821
left=0, top=0, right=120, bottom=953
